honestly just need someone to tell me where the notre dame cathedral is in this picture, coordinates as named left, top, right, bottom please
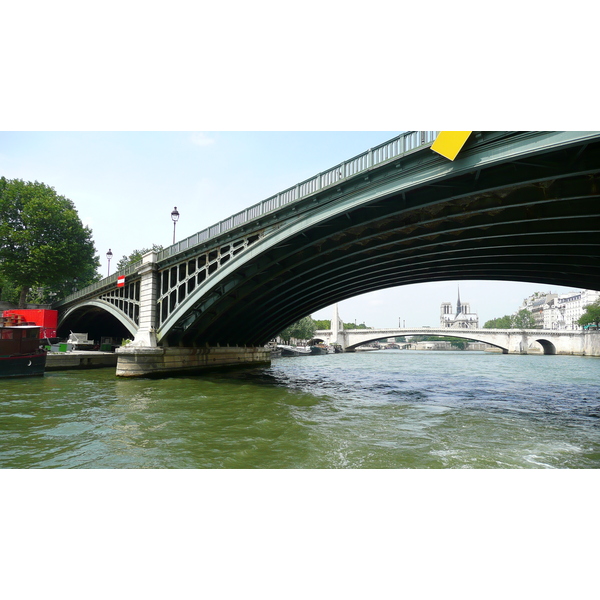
left=440, top=289, right=479, bottom=329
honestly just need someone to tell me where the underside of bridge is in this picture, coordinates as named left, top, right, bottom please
left=535, top=339, right=557, bottom=355
left=162, top=133, right=600, bottom=348
left=57, top=306, right=133, bottom=341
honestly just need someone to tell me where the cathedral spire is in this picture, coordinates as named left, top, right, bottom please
left=456, top=285, right=462, bottom=315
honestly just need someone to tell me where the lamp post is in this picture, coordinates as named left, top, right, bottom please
left=171, top=207, right=180, bottom=244
left=106, top=249, right=113, bottom=277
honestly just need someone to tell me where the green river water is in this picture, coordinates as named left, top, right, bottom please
left=1, top=350, right=599, bottom=469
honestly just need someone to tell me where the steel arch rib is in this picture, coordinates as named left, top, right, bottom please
left=58, top=299, right=138, bottom=337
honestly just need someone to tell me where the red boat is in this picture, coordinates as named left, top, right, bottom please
left=0, top=315, right=47, bottom=378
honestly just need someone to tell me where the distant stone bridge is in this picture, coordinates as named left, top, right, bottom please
left=314, top=326, right=600, bottom=355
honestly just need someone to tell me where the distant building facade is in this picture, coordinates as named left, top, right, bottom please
left=436, top=288, right=599, bottom=331
left=440, top=290, right=479, bottom=329
left=520, top=292, right=557, bottom=329
left=541, top=289, right=600, bottom=330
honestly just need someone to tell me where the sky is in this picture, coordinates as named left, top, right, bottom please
left=0, top=130, right=582, bottom=327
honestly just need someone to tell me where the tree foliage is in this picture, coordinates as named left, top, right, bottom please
left=483, top=315, right=513, bottom=329
left=344, top=322, right=370, bottom=329
left=0, top=178, right=100, bottom=307
left=513, top=309, right=536, bottom=328
left=0, top=273, right=20, bottom=304
left=313, top=319, right=331, bottom=330
left=307, top=319, right=372, bottom=331
left=278, top=316, right=316, bottom=343
left=116, top=244, right=163, bottom=271
left=484, top=309, right=536, bottom=329
left=578, top=300, right=600, bottom=328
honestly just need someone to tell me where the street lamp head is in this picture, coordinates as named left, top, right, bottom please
left=171, top=207, right=180, bottom=223
left=106, top=249, right=113, bottom=277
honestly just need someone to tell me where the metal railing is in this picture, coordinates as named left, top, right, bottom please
left=53, top=259, right=143, bottom=307
left=55, top=131, right=439, bottom=306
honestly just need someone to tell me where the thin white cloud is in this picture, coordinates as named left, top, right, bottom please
left=190, top=132, right=215, bottom=147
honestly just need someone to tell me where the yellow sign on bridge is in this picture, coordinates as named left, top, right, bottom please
left=431, top=131, right=472, bottom=161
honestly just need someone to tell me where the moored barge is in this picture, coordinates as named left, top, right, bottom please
left=0, top=315, right=47, bottom=378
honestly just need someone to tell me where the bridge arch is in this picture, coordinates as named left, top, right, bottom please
left=58, top=300, right=138, bottom=340
left=157, top=132, right=600, bottom=347
left=157, top=203, right=380, bottom=345
left=343, top=331, right=509, bottom=354
left=533, top=338, right=557, bottom=355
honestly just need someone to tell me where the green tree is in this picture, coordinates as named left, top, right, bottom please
left=484, top=315, right=513, bottom=328
left=0, top=178, right=100, bottom=307
left=578, top=300, right=600, bottom=328
left=278, top=316, right=316, bottom=343
left=484, top=310, right=536, bottom=329
left=116, top=244, right=163, bottom=271
left=313, top=319, right=331, bottom=330
left=513, top=309, right=536, bottom=329
left=0, top=273, right=20, bottom=304
left=344, top=322, right=370, bottom=329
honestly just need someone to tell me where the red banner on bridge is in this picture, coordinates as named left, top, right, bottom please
left=117, top=276, right=125, bottom=288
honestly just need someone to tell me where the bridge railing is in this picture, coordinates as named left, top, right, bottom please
left=54, top=131, right=439, bottom=307
left=157, top=130, right=439, bottom=261
left=52, top=259, right=144, bottom=307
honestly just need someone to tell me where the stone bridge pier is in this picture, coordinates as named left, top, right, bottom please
left=115, top=251, right=270, bottom=377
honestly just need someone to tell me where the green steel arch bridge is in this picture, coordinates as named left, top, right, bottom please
left=51, top=131, right=600, bottom=374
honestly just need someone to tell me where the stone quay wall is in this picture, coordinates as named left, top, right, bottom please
left=116, top=345, right=271, bottom=377
left=583, top=331, right=600, bottom=356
